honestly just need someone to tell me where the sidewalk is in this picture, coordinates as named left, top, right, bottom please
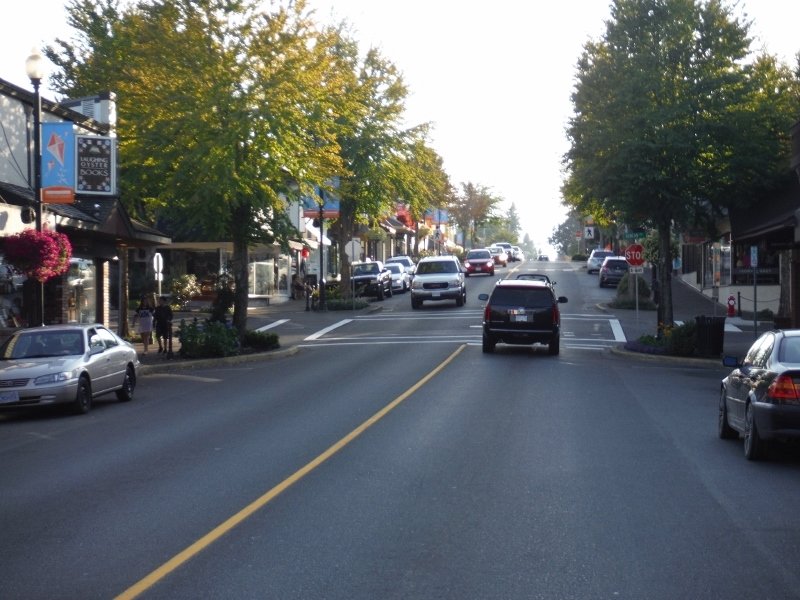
left=609, top=275, right=764, bottom=359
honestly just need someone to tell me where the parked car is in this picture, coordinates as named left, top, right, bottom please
left=719, top=329, right=800, bottom=460
left=384, top=255, right=416, bottom=275
left=0, top=324, right=139, bottom=415
left=351, top=261, right=393, bottom=300
left=586, top=249, right=614, bottom=274
left=410, top=255, right=466, bottom=309
left=598, top=256, right=629, bottom=287
left=385, top=262, right=411, bottom=292
left=488, top=246, right=509, bottom=267
left=463, top=248, right=495, bottom=277
left=479, top=279, right=568, bottom=355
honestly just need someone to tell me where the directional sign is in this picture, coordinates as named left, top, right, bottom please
left=625, top=243, right=645, bottom=267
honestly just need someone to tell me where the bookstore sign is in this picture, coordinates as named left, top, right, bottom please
left=76, top=135, right=116, bottom=195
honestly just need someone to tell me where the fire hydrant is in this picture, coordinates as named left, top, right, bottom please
left=727, top=295, right=736, bottom=318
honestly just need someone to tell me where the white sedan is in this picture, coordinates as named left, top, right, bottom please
left=385, top=262, right=412, bottom=292
left=0, top=324, right=139, bottom=415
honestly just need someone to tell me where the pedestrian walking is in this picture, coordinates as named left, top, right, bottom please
left=153, top=295, right=173, bottom=354
left=133, top=295, right=155, bottom=355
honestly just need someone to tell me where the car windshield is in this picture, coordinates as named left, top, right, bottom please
left=0, top=331, right=85, bottom=359
left=353, top=263, right=380, bottom=275
left=491, top=288, right=552, bottom=308
left=416, top=261, right=458, bottom=274
left=467, top=251, right=490, bottom=259
left=386, top=264, right=401, bottom=273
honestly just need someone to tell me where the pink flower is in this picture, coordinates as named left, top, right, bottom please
left=1, top=229, right=72, bottom=283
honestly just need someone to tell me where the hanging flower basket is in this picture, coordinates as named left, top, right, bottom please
left=1, top=229, right=72, bottom=283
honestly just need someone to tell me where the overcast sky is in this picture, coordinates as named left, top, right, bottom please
left=2, top=1, right=798, bottom=253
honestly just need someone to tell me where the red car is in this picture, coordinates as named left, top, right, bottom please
left=463, top=249, right=495, bottom=276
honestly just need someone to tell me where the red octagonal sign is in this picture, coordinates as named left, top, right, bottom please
left=625, top=243, right=645, bottom=266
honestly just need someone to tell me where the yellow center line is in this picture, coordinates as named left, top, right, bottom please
left=116, top=344, right=466, bottom=600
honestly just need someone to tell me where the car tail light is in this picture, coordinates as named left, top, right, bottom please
left=552, top=304, right=560, bottom=326
left=767, top=374, right=800, bottom=403
left=484, top=304, right=491, bottom=321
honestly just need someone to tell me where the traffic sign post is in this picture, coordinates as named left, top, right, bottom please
left=625, top=243, right=645, bottom=267
left=625, top=244, right=645, bottom=320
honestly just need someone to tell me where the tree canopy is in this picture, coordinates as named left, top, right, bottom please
left=563, top=0, right=800, bottom=326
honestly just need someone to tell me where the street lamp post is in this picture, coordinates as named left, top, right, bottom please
left=318, top=199, right=326, bottom=311
left=25, top=47, right=45, bottom=326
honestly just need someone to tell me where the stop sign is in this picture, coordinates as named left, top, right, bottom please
left=625, top=243, right=645, bottom=266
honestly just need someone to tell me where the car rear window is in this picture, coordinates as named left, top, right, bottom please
left=490, top=288, right=553, bottom=308
left=604, top=259, right=628, bottom=268
left=467, top=251, right=490, bottom=259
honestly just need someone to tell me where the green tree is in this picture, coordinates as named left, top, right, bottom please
left=448, top=182, right=502, bottom=248
left=549, top=210, right=583, bottom=257
left=563, top=0, right=799, bottom=328
left=47, top=0, right=345, bottom=337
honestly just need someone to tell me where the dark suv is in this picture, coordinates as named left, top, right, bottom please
left=598, top=257, right=629, bottom=287
left=478, top=280, right=568, bottom=355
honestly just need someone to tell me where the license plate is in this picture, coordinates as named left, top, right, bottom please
left=432, top=292, right=441, bottom=298
left=0, top=390, right=20, bottom=404
left=512, top=315, right=528, bottom=323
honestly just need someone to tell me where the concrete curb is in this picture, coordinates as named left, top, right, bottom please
left=139, top=346, right=300, bottom=375
left=608, top=344, right=722, bottom=366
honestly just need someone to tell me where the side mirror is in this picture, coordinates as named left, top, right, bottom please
left=478, top=293, right=489, bottom=301
left=558, top=296, right=568, bottom=303
left=722, top=355, right=740, bottom=368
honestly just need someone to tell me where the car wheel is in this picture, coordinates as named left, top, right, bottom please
left=548, top=336, right=560, bottom=356
left=465, top=272, right=470, bottom=277
left=411, top=298, right=421, bottom=310
left=456, top=293, right=464, bottom=307
left=387, top=283, right=393, bottom=298
left=718, top=388, right=737, bottom=439
left=116, top=365, right=136, bottom=402
left=72, top=376, right=92, bottom=415
left=377, top=285, right=384, bottom=301
left=482, top=334, right=495, bottom=354
left=744, top=402, right=766, bottom=460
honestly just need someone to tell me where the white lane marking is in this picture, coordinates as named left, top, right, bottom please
left=256, top=319, right=289, bottom=332
left=609, top=319, right=626, bottom=342
left=304, top=319, right=353, bottom=341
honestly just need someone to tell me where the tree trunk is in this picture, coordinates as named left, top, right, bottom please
left=778, top=249, right=791, bottom=318
left=230, top=203, right=251, bottom=339
left=658, top=223, right=674, bottom=330
left=333, top=199, right=356, bottom=300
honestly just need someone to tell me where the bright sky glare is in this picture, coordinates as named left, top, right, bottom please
left=1, top=1, right=798, bottom=254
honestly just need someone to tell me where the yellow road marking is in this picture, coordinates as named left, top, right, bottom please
left=116, top=344, right=466, bottom=599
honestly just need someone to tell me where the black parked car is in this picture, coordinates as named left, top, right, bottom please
left=720, top=329, right=800, bottom=460
left=478, top=279, right=568, bottom=355
left=351, top=261, right=393, bottom=300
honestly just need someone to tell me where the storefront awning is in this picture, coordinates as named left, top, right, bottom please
left=304, top=219, right=331, bottom=246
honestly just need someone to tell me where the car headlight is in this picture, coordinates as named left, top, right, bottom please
left=34, top=370, right=77, bottom=385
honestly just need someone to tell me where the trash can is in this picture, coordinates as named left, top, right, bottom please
left=695, top=315, right=725, bottom=356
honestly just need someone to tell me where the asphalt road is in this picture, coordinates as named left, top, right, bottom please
left=2, top=261, right=800, bottom=599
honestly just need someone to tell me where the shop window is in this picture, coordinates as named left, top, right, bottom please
left=67, top=259, right=96, bottom=323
